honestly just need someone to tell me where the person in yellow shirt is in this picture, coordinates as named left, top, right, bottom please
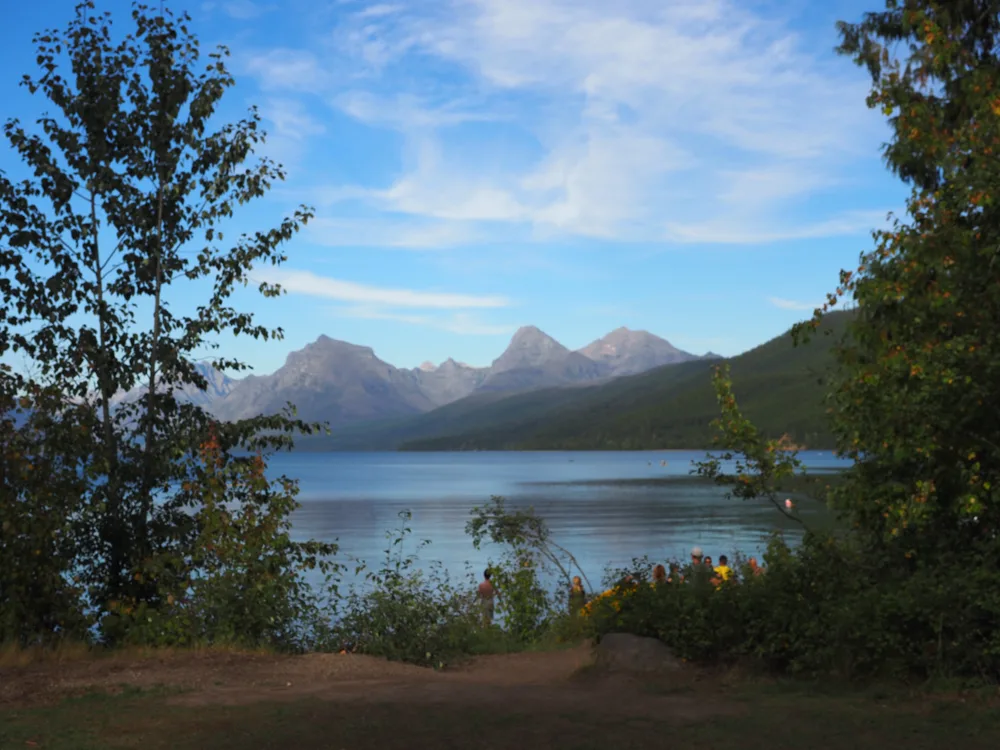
left=713, top=555, right=733, bottom=584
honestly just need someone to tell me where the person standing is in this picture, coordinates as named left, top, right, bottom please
left=478, top=568, right=497, bottom=627
left=667, top=562, right=683, bottom=584
left=714, top=555, right=733, bottom=583
left=685, top=547, right=714, bottom=590
left=652, top=564, right=667, bottom=585
left=569, top=575, right=586, bottom=614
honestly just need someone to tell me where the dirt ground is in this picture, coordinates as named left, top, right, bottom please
left=1, top=643, right=733, bottom=719
left=3, top=644, right=1000, bottom=750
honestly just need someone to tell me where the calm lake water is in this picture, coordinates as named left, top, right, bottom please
left=276, top=450, right=846, bottom=591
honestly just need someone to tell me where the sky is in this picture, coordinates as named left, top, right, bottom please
left=0, top=0, right=907, bottom=375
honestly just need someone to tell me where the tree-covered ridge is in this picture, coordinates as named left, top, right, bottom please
left=399, top=311, right=851, bottom=451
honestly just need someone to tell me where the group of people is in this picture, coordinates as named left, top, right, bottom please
left=475, top=546, right=767, bottom=625
left=569, top=547, right=766, bottom=615
left=668, top=545, right=765, bottom=587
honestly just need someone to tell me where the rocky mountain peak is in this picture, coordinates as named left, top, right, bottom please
left=578, top=328, right=694, bottom=376
left=491, top=326, right=568, bottom=373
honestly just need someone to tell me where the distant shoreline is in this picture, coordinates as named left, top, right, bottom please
left=519, top=470, right=846, bottom=497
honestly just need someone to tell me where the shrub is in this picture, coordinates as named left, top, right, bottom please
left=332, top=511, right=482, bottom=667
left=587, top=530, right=1000, bottom=683
left=466, top=497, right=591, bottom=644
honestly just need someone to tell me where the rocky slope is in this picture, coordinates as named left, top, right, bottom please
left=211, top=336, right=434, bottom=424
left=578, top=327, right=700, bottom=376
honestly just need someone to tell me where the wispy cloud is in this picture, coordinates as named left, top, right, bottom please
left=245, top=49, right=323, bottom=92
left=768, top=297, right=820, bottom=312
left=260, top=268, right=509, bottom=309
left=258, top=98, right=326, bottom=166
left=665, top=210, right=889, bottom=245
left=262, top=98, right=325, bottom=140
left=333, top=91, right=495, bottom=131
left=241, top=0, right=888, bottom=246
left=355, top=4, right=404, bottom=20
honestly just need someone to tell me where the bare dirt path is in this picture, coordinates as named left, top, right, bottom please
left=0, top=643, right=740, bottom=722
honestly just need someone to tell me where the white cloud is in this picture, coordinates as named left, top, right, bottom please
left=716, top=165, right=838, bottom=208
left=259, top=268, right=509, bottom=309
left=262, top=98, right=325, bottom=140
left=246, top=0, right=887, bottom=245
left=333, top=91, right=494, bottom=130
left=245, top=50, right=323, bottom=92
left=768, top=297, right=820, bottom=312
left=258, top=98, right=326, bottom=166
left=333, top=306, right=514, bottom=335
left=664, top=210, right=888, bottom=245
left=355, top=4, right=403, bottom=20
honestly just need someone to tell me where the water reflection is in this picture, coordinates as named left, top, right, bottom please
left=280, top=450, right=843, bottom=590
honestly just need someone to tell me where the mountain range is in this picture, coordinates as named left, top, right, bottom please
left=396, top=311, right=850, bottom=452
left=115, top=326, right=715, bottom=426
left=111, top=362, right=239, bottom=410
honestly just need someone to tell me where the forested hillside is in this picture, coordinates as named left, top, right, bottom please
left=399, top=311, right=851, bottom=451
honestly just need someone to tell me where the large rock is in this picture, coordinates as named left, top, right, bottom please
left=593, top=633, right=683, bottom=674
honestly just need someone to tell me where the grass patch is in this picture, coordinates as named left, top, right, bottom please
left=0, top=686, right=186, bottom=750
left=0, top=641, right=95, bottom=669
left=0, top=641, right=279, bottom=669
left=4, top=673, right=1000, bottom=750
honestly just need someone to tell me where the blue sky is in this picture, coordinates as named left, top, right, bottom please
left=0, top=0, right=907, bottom=375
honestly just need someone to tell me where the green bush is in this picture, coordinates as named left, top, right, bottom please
left=0, top=392, right=93, bottom=646
left=587, top=532, right=1000, bottom=683
left=331, top=511, right=484, bottom=667
left=332, top=502, right=593, bottom=667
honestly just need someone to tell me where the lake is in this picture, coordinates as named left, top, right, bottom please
left=278, top=450, right=846, bottom=592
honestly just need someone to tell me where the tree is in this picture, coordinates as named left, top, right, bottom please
left=796, top=0, right=1000, bottom=560
left=465, top=497, right=585, bottom=640
left=694, top=364, right=808, bottom=529
left=0, top=2, right=337, bottom=645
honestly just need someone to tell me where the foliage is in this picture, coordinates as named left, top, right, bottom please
left=466, top=495, right=595, bottom=594
left=323, top=502, right=596, bottom=666
left=99, top=425, right=343, bottom=650
left=0, top=2, right=333, bottom=649
left=0, top=387, right=92, bottom=645
left=793, top=0, right=1000, bottom=560
left=694, top=363, right=809, bottom=528
left=588, top=534, right=1000, bottom=682
left=332, top=496, right=596, bottom=658
left=332, top=511, right=482, bottom=667
left=585, top=0, right=1000, bottom=683
left=466, top=497, right=561, bottom=642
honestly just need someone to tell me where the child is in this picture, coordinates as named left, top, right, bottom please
left=569, top=575, right=586, bottom=614
left=714, top=555, right=733, bottom=583
left=478, top=569, right=496, bottom=626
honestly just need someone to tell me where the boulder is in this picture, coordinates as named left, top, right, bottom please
left=593, top=633, right=683, bottom=674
